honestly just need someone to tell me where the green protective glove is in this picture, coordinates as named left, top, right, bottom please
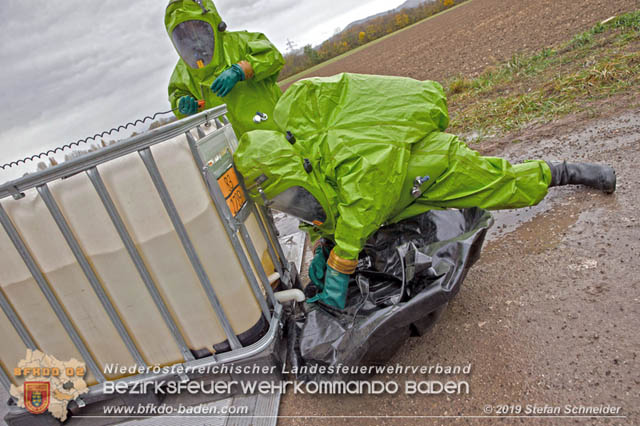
left=178, top=96, right=198, bottom=115
left=306, top=266, right=349, bottom=310
left=211, top=64, right=245, bottom=98
left=308, top=246, right=327, bottom=290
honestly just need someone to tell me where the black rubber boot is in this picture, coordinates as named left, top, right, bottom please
left=546, top=161, right=616, bottom=194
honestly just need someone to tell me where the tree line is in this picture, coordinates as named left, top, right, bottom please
left=279, top=0, right=462, bottom=80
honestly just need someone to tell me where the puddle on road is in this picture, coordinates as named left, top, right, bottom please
left=496, top=110, right=640, bottom=162
left=486, top=110, right=638, bottom=243
left=487, top=202, right=553, bottom=242
left=483, top=196, right=584, bottom=259
left=486, top=187, right=580, bottom=242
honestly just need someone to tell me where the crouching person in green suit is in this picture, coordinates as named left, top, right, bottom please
left=234, top=73, right=616, bottom=310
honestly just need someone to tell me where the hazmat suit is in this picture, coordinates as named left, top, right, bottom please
left=165, top=0, right=284, bottom=137
left=234, top=73, right=615, bottom=309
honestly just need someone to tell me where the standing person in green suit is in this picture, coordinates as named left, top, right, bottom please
left=165, top=0, right=285, bottom=137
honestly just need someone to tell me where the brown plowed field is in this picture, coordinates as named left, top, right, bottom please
left=282, top=0, right=638, bottom=89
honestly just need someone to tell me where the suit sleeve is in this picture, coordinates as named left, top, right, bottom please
left=168, top=62, right=196, bottom=119
left=240, top=32, right=285, bottom=82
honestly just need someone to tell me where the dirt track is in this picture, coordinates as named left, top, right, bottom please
left=282, top=0, right=638, bottom=89
left=279, top=0, right=640, bottom=424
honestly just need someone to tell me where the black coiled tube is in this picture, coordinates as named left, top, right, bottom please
left=1, top=109, right=176, bottom=170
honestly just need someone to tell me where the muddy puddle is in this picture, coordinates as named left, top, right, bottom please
left=486, top=110, right=638, bottom=242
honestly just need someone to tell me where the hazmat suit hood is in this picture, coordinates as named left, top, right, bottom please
left=234, top=130, right=338, bottom=232
left=165, top=0, right=226, bottom=71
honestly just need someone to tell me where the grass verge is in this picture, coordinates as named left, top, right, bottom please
left=446, top=10, right=640, bottom=139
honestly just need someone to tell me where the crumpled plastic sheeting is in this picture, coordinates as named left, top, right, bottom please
left=292, top=208, right=493, bottom=380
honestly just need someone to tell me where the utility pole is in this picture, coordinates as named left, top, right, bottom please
left=286, top=38, right=297, bottom=52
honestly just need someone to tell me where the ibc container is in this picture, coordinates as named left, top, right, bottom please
left=0, top=108, right=280, bottom=387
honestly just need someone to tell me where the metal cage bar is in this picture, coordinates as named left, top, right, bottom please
left=0, top=365, right=12, bottom=394
left=185, top=131, right=272, bottom=317
left=251, top=205, right=284, bottom=279
left=86, top=167, right=195, bottom=362
left=0, top=106, right=228, bottom=201
left=230, top=159, right=284, bottom=282
left=138, top=147, right=242, bottom=350
left=36, top=184, right=147, bottom=368
left=77, top=302, right=283, bottom=406
left=0, top=204, right=105, bottom=382
left=0, top=290, right=37, bottom=350
left=258, top=205, right=289, bottom=272
left=238, top=223, right=277, bottom=307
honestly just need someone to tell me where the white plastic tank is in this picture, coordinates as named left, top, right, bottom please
left=0, top=131, right=274, bottom=385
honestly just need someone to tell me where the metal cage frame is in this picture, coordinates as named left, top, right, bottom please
left=0, top=105, right=289, bottom=408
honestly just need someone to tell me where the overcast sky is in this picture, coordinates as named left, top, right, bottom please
left=0, top=0, right=404, bottom=180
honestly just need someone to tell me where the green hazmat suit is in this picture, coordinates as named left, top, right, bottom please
left=234, top=73, right=552, bottom=262
left=165, top=0, right=285, bottom=137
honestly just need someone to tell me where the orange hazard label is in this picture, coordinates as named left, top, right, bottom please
left=217, top=166, right=246, bottom=216
left=217, top=167, right=240, bottom=199
left=226, top=187, right=246, bottom=217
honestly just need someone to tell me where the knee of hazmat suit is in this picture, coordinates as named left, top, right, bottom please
left=234, top=73, right=551, bottom=265
left=165, top=0, right=285, bottom=137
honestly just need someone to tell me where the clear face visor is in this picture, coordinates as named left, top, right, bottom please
left=171, top=20, right=215, bottom=69
left=269, top=186, right=327, bottom=226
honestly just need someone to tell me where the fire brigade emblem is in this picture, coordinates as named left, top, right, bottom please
left=24, top=382, right=50, bottom=415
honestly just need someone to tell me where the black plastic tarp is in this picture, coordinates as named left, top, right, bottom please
left=290, top=208, right=493, bottom=380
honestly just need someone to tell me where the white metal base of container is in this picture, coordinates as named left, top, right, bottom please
left=3, top=306, right=286, bottom=426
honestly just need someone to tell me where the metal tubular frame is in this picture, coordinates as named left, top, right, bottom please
left=259, top=205, right=289, bottom=274
left=185, top=131, right=274, bottom=316
left=0, top=106, right=284, bottom=398
left=138, top=147, right=242, bottom=350
left=0, top=366, right=12, bottom=394
left=85, top=167, right=195, bottom=362
left=211, top=130, right=287, bottom=284
left=251, top=205, right=284, bottom=279
left=0, top=105, right=228, bottom=200
left=36, top=184, right=147, bottom=368
left=78, top=303, right=282, bottom=405
left=0, top=290, right=37, bottom=350
left=238, top=223, right=277, bottom=306
left=0, top=204, right=105, bottom=382
left=240, top=223, right=276, bottom=306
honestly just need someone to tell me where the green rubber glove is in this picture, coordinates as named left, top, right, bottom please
left=211, top=64, right=245, bottom=97
left=306, top=266, right=349, bottom=310
left=308, top=246, right=327, bottom=290
left=178, top=96, right=198, bottom=115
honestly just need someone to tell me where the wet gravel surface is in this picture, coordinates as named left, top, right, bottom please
left=278, top=109, right=640, bottom=425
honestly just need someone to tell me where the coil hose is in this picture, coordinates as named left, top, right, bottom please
left=0, top=109, right=176, bottom=170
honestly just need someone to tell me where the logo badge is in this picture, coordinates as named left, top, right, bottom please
left=24, top=382, right=50, bottom=415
